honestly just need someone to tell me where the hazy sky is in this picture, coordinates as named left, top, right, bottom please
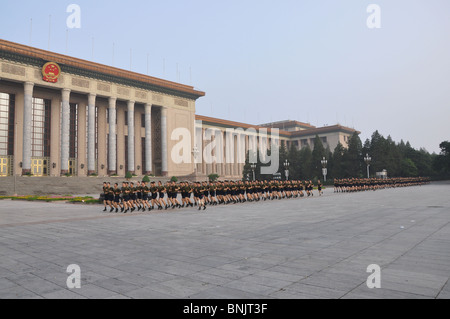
left=1, top=0, right=449, bottom=153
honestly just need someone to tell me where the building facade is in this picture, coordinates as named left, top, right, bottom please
left=0, top=39, right=204, bottom=178
left=0, top=39, right=358, bottom=181
left=194, top=116, right=358, bottom=179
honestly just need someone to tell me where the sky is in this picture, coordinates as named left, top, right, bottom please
left=0, top=0, right=449, bottom=153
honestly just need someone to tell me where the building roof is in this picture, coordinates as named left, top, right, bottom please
left=289, top=124, right=360, bottom=137
left=195, top=115, right=359, bottom=138
left=0, top=38, right=205, bottom=100
left=259, top=120, right=316, bottom=130
left=195, top=115, right=292, bottom=137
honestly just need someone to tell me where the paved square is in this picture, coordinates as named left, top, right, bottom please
left=0, top=182, right=449, bottom=299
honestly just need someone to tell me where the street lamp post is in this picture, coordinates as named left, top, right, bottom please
left=283, top=160, right=290, bottom=181
left=364, top=153, right=372, bottom=179
left=321, top=157, right=328, bottom=182
left=251, top=163, right=257, bottom=181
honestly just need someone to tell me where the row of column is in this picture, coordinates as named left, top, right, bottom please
left=196, top=128, right=269, bottom=177
left=21, top=82, right=168, bottom=176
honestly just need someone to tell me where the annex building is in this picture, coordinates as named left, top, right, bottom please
left=0, top=39, right=358, bottom=180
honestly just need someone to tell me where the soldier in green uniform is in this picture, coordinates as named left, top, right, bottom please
left=149, top=181, right=160, bottom=210
left=141, top=181, right=151, bottom=211
left=112, top=183, right=123, bottom=213
left=122, top=182, right=131, bottom=213
left=102, top=182, right=112, bottom=212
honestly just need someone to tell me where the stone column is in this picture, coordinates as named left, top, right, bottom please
left=60, top=89, right=71, bottom=175
left=161, top=107, right=168, bottom=176
left=201, top=128, right=207, bottom=175
left=22, top=82, right=34, bottom=175
left=87, top=94, right=96, bottom=175
left=144, top=104, right=152, bottom=175
left=77, top=101, right=87, bottom=176
left=195, top=126, right=202, bottom=174
left=127, top=100, right=135, bottom=174
left=108, top=97, right=117, bottom=175
left=219, top=130, right=225, bottom=177
left=238, top=133, right=245, bottom=176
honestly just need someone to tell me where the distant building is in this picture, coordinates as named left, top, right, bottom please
left=260, top=120, right=359, bottom=152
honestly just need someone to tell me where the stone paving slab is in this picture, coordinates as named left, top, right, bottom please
left=0, top=182, right=449, bottom=299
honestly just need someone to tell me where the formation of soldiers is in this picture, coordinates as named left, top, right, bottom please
left=101, top=179, right=323, bottom=213
left=100, top=176, right=430, bottom=213
left=333, top=177, right=431, bottom=193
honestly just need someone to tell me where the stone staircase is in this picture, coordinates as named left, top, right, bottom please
left=0, top=176, right=171, bottom=196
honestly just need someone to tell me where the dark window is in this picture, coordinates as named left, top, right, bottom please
left=32, top=98, right=51, bottom=157
left=124, top=135, right=128, bottom=172
left=69, top=103, right=78, bottom=158
left=0, top=93, right=15, bottom=156
left=142, top=137, right=146, bottom=173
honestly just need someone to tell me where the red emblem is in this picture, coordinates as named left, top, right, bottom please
left=42, top=62, right=61, bottom=83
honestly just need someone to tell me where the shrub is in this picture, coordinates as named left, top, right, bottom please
left=170, top=176, right=178, bottom=182
left=142, top=175, right=150, bottom=183
left=125, top=171, right=133, bottom=180
left=208, top=174, right=220, bottom=182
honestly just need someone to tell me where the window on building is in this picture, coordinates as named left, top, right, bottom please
left=142, top=137, right=146, bottom=173
left=301, top=139, right=308, bottom=148
left=0, top=93, right=15, bottom=157
left=69, top=103, right=78, bottom=159
left=32, top=98, right=51, bottom=158
left=124, top=135, right=128, bottom=172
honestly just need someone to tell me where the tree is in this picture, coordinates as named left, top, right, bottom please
left=287, top=143, right=301, bottom=180
left=299, top=146, right=312, bottom=179
left=311, top=135, right=326, bottom=179
left=433, top=141, right=450, bottom=177
left=332, top=142, right=346, bottom=178
left=278, top=143, right=289, bottom=180
left=343, top=132, right=363, bottom=177
left=401, top=158, right=418, bottom=177
left=208, top=174, right=219, bottom=182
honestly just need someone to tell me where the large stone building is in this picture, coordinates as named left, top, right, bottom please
left=0, top=39, right=358, bottom=180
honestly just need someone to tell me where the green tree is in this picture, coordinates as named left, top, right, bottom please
left=433, top=141, right=450, bottom=177
left=125, top=171, right=133, bottom=180
left=311, top=135, right=326, bottom=179
left=299, top=146, right=312, bottom=179
left=332, top=142, right=346, bottom=178
left=401, top=158, right=419, bottom=177
left=343, top=132, right=363, bottom=177
left=287, top=143, right=301, bottom=180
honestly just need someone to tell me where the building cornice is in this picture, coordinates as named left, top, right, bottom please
left=195, top=115, right=359, bottom=139
left=0, top=39, right=205, bottom=101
